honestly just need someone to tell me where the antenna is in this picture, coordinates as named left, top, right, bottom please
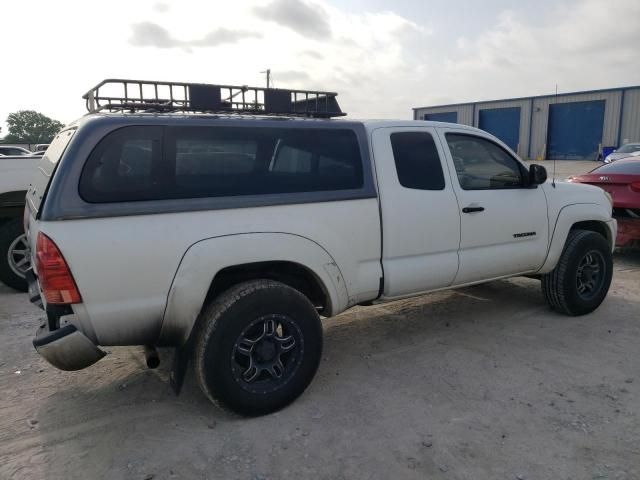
left=552, top=84, right=558, bottom=188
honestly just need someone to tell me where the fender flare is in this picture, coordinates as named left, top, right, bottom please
left=537, top=203, right=616, bottom=274
left=159, top=232, right=349, bottom=345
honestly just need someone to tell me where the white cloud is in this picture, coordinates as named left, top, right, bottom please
left=153, top=1, right=170, bottom=13
left=0, top=0, right=638, bottom=135
left=128, top=22, right=262, bottom=49
left=436, top=0, right=640, bottom=104
left=254, top=0, right=332, bottom=39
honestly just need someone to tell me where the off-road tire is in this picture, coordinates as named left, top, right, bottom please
left=0, top=218, right=29, bottom=292
left=542, top=229, right=613, bottom=316
left=194, top=279, right=323, bottom=416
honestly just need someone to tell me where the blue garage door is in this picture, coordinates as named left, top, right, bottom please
left=424, top=112, right=457, bottom=123
left=478, top=107, right=521, bottom=152
left=547, top=100, right=605, bottom=160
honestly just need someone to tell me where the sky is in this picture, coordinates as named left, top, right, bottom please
left=1, top=0, right=639, bottom=134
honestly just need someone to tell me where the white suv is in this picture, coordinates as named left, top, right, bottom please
left=24, top=80, right=616, bottom=415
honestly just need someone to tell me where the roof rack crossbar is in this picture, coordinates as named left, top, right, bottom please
left=82, top=79, right=346, bottom=118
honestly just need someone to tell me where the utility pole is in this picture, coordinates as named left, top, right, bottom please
left=261, top=69, right=271, bottom=88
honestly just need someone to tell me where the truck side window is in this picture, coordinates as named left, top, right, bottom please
left=390, top=132, right=445, bottom=190
left=80, top=126, right=163, bottom=202
left=175, top=138, right=257, bottom=176
left=271, top=144, right=313, bottom=173
left=445, top=133, right=524, bottom=190
left=80, top=126, right=364, bottom=202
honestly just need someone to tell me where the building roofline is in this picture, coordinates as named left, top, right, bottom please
left=412, top=84, right=640, bottom=111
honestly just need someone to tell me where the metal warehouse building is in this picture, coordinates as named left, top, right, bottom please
left=413, top=85, right=640, bottom=160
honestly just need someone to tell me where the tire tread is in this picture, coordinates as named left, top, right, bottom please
left=193, top=279, right=320, bottom=415
left=0, top=218, right=28, bottom=292
left=541, top=229, right=611, bottom=316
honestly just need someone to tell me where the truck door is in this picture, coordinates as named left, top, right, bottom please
left=372, top=127, right=461, bottom=299
left=437, top=128, right=549, bottom=284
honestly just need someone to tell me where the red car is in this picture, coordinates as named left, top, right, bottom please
left=567, top=158, right=640, bottom=247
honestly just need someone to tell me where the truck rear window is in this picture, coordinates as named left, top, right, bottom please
left=79, top=126, right=364, bottom=203
left=28, top=129, right=76, bottom=213
left=44, top=129, right=76, bottom=165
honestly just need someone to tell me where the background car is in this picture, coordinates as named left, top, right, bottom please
left=0, top=146, right=33, bottom=156
left=604, top=142, right=640, bottom=163
left=567, top=159, right=640, bottom=246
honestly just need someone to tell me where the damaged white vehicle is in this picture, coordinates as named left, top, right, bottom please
left=25, top=79, right=615, bottom=415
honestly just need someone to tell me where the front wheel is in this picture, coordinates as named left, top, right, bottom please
left=0, top=218, right=29, bottom=292
left=194, top=279, right=323, bottom=416
left=542, top=229, right=613, bottom=316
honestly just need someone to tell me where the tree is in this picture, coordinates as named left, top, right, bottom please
left=2, top=110, right=64, bottom=144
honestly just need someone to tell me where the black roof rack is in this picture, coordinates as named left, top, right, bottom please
left=83, top=79, right=346, bottom=118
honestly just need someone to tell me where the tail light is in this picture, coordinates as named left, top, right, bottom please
left=35, top=233, right=82, bottom=305
left=631, top=181, right=640, bottom=193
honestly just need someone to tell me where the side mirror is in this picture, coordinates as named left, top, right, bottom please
left=528, top=164, right=547, bottom=186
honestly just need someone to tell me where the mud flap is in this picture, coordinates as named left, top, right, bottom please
left=170, top=337, right=193, bottom=395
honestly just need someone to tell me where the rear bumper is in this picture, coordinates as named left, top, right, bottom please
left=27, top=269, right=105, bottom=371
left=616, top=218, right=640, bottom=247
left=33, top=323, right=106, bottom=371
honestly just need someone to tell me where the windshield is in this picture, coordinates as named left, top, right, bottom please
left=617, top=143, right=640, bottom=153
left=592, top=160, right=640, bottom=175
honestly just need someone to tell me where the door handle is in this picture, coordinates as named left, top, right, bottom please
left=462, top=205, right=484, bottom=213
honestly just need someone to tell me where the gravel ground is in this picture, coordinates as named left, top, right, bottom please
left=1, top=161, right=638, bottom=480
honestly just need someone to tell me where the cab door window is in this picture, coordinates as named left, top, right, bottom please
left=390, top=132, right=445, bottom=190
left=445, top=133, right=524, bottom=190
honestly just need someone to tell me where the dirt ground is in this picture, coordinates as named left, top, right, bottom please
left=1, top=161, right=639, bottom=480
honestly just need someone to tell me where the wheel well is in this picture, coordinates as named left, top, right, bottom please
left=571, top=221, right=610, bottom=244
left=0, top=207, right=25, bottom=224
left=206, top=261, right=330, bottom=314
left=0, top=214, right=19, bottom=227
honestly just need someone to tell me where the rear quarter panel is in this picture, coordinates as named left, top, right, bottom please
left=38, top=198, right=381, bottom=346
left=160, top=232, right=351, bottom=345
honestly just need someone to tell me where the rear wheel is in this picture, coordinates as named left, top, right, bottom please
left=0, top=218, right=29, bottom=292
left=194, top=279, right=323, bottom=416
left=542, top=229, right=612, bottom=316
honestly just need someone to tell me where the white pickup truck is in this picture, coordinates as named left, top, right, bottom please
left=0, top=154, right=41, bottom=290
left=25, top=80, right=616, bottom=416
